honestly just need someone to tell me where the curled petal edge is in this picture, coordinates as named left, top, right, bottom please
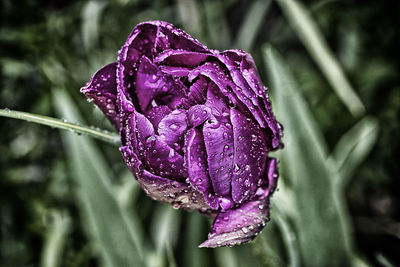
left=80, top=62, right=120, bottom=129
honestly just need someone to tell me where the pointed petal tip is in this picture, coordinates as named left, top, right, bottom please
left=198, top=230, right=253, bottom=248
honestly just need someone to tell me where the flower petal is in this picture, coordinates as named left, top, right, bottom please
left=230, top=108, right=268, bottom=203
left=188, top=62, right=251, bottom=119
left=152, top=21, right=209, bottom=53
left=198, top=198, right=270, bottom=248
left=159, top=66, right=191, bottom=77
left=120, top=145, right=142, bottom=174
left=187, top=105, right=211, bottom=127
left=135, top=56, right=187, bottom=112
left=80, top=62, right=120, bottom=128
left=180, top=76, right=208, bottom=108
left=203, top=115, right=234, bottom=202
left=185, top=128, right=219, bottom=210
left=135, top=112, right=155, bottom=145
left=118, top=21, right=209, bottom=65
left=146, top=105, right=172, bottom=131
left=218, top=50, right=283, bottom=149
left=135, top=112, right=187, bottom=181
left=199, top=158, right=279, bottom=248
left=137, top=170, right=213, bottom=212
left=158, top=109, right=188, bottom=151
left=154, top=50, right=211, bottom=67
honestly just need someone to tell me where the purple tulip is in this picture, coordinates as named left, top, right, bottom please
left=81, top=21, right=283, bottom=247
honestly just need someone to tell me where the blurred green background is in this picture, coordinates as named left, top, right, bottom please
left=1, top=0, right=399, bottom=266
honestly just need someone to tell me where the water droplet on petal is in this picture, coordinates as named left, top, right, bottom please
left=223, top=144, right=229, bottom=152
left=234, top=164, right=240, bottom=173
left=146, top=135, right=156, bottom=144
left=169, top=123, right=179, bottom=130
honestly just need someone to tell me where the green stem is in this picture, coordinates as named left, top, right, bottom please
left=0, top=108, right=120, bottom=145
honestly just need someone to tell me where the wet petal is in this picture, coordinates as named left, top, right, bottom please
left=263, top=158, right=279, bottom=197
left=180, top=76, right=208, bottom=108
left=117, top=59, right=139, bottom=113
left=199, top=197, right=271, bottom=248
left=240, top=53, right=283, bottom=149
left=80, top=62, right=120, bottom=128
left=159, top=66, right=191, bottom=77
left=187, top=105, right=211, bottom=127
left=135, top=56, right=187, bottom=112
left=118, top=21, right=209, bottom=66
left=135, top=112, right=155, bottom=145
left=154, top=50, right=211, bottom=67
left=137, top=170, right=213, bottom=212
left=120, top=111, right=139, bottom=156
left=141, top=134, right=187, bottom=181
left=120, top=145, right=142, bottom=174
left=205, top=82, right=231, bottom=118
left=218, top=50, right=283, bottom=149
left=118, top=23, right=158, bottom=63
left=199, top=160, right=278, bottom=248
left=158, top=109, right=188, bottom=150
left=153, top=21, right=209, bottom=53
left=146, top=105, right=172, bottom=132
left=230, top=108, right=268, bottom=203
left=185, top=128, right=219, bottom=210
left=188, top=62, right=251, bottom=119
left=203, top=115, right=234, bottom=201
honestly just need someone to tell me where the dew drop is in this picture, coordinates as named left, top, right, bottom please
left=234, top=164, right=240, bottom=173
left=223, top=144, right=229, bottom=152
left=169, top=123, right=179, bottom=130
left=146, top=135, right=156, bottom=144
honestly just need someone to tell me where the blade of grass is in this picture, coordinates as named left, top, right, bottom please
left=204, top=0, right=231, bottom=49
left=272, top=203, right=300, bottom=267
left=275, top=0, right=365, bottom=117
left=264, top=45, right=351, bottom=266
left=151, top=205, right=181, bottom=253
left=234, top=0, right=272, bottom=51
left=253, top=231, right=285, bottom=267
left=148, top=204, right=181, bottom=267
left=52, top=89, right=145, bottom=267
left=329, top=117, right=379, bottom=188
left=81, top=0, right=107, bottom=51
left=184, top=213, right=209, bottom=267
left=176, top=0, right=202, bottom=37
left=0, top=108, right=120, bottom=145
left=41, top=211, right=70, bottom=267
left=215, top=248, right=238, bottom=267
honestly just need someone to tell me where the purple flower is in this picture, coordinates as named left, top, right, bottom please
left=81, top=21, right=283, bottom=247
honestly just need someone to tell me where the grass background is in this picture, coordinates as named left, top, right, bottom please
left=1, top=0, right=399, bottom=266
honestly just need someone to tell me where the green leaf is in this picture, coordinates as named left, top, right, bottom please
left=264, top=45, right=351, bottom=266
left=329, top=117, right=379, bottom=188
left=275, top=0, right=365, bottom=117
left=52, top=89, right=145, bottom=267
left=234, top=0, right=272, bottom=51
